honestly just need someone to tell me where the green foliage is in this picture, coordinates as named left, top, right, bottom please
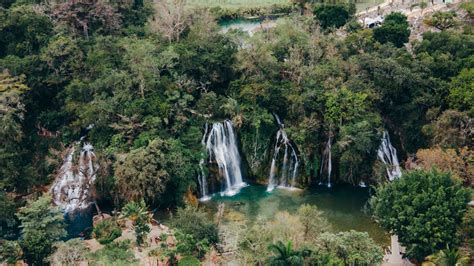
left=178, top=255, right=200, bottom=265
left=48, top=238, right=89, bottom=265
left=373, top=12, right=410, bottom=47
left=174, top=230, right=210, bottom=259
left=89, top=240, right=137, bottom=266
left=297, top=204, right=330, bottom=241
left=0, top=5, right=53, bottom=57
left=313, top=4, right=355, bottom=29
left=16, top=195, right=66, bottom=265
left=115, top=138, right=193, bottom=206
left=121, top=200, right=151, bottom=247
left=448, top=68, right=474, bottom=115
left=0, top=71, right=32, bottom=192
left=425, top=11, right=459, bottom=31
left=0, top=192, right=19, bottom=239
left=170, top=206, right=219, bottom=245
left=0, top=240, right=22, bottom=264
left=92, top=219, right=122, bottom=245
left=424, top=246, right=470, bottom=266
left=371, top=169, right=470, bottom=262
left=312, top=231, right=383, bottom=265
left=267, top=240, right=310, bottom=266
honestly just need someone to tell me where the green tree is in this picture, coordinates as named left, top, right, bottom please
left=0, top=71, right=31, bottom=192
left=0, top=5, right=53, bottom=57
left=170, top=206, right=219, bottom=245
left=370, top=169, right=470, bottom=262
left=0, top=240, right=22, bottom=264
left=48, top=238, right=89, bottom=265
left=267, top=240, right=310, bottom=266
left=115, top=138, right=193, bottom=206
left=424, top=246, right=469, bottom=266
left=92, top=219, right=122, bottom=245
left=297, top=204, right=330, bottom=242
left=313, top=4, right=355, bottom=29
left=121, top=200, right=150, bottom=247
left=52, top=0, right=121, bottom=38
left=89, top=240, right=137, bottom=265
left=448, top=68, right=474, bottom=115
left=313, top=231, right=383, bottom=265
left=373, top=12, right=410, bottom=47
left=425, top=11, right=459, bottom=30
left=16, top=195, right=66, bottom=265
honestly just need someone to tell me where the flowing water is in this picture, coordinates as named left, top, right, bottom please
left=200, top=120, right=246, bottom=198
left=320, top=137, right=332, bottom=187
left=51, top=142, right=97, bottom=213
left=201, top=184, right=389, bottom=245
left=377, top=131, right=402, bottom=181
left=267, top=114, right=299, bottom=191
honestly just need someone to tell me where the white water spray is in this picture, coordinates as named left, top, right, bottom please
left=51, top=142, right=97, bottom=213
left=320, top=137, right=332, bottom=188
left=201, top=120, right=245, bottom=197
left=267, top=114, right=299, bottom=191
left=377, top=131, right=402, bottom=181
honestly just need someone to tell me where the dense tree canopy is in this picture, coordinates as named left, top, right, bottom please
left=0, top=0, right=472, bottom=263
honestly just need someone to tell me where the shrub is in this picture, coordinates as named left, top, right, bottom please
left=93, top=219, right=122, bottom=245
left=178, top=255, right=201, bottom=265
left=89, top=240, right=137, bottom=265
left=170, top=206, right=218, bottom=245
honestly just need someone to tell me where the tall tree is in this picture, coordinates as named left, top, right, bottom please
left=16, top=195, right=66, bottom=265
left=370, top=169, right=470, bottom=262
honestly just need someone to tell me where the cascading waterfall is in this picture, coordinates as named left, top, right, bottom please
left=197, top=123, right=210, bottom=201
left=51, top=142, right=97, bottom=213
left=267, top=114, right=299, bottom=191
left=377, top=131, right=402, bottom=181
left=320, top=137, right=332, bottom=188
left=202, top=120, right=245, bottom=197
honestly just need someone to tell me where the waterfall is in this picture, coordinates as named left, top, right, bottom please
left=197, top=123, right=210, bottom=201
left=201, top=120, right=245, bottom=197
left=320, top=137, right=332, bottom=188
left=267, top=114, right=299, bottom=191
left=377, top=131, right=402, bottom=181
left=51, top=142, right=97, bottom=213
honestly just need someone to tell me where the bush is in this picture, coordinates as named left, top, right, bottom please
left=170, top=206, right=218, bottom=245
left=370, top=169, right=470, bottom=262
left=0, top=240, right=22, bottom=264
left=93, top=219, right=122, bottom=245
left=313, top=231, right=383, bottom=265
left=89, top=240, right=137, bottom=265
left=178, top=255, right=201, bottom=265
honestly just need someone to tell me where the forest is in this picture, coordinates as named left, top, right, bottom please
left=0, top=0, right=473, bottom=265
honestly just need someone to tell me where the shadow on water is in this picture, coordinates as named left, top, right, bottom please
left=201, top=184, right=389, bottom=245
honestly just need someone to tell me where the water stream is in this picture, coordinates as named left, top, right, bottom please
left=377, top=131, right=402, bottom=181
left=267, top=114, right=299, bottom=191
left=320, top=137, right=332, bottom=187
left=51, top=142, right=97, bottom=213
left=199, top=120, right=246, bottom=199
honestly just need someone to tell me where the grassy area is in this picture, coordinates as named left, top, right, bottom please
left=186, top=0, right=290, bottom=8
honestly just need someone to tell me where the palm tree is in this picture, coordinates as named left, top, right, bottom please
left=424, top=246, right=469, bottom=266
left=267, top=240, right=311, bottom=266
left=121, top=200, right=151, bottom=246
